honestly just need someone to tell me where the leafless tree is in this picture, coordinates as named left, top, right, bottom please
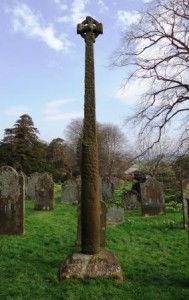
left=64, top=118, right=83, bottom=152
left=112, top=0, right=189, bottom=154
left=135, top=135, right=175, bottom=177
left=64, top=119, right=131, bottom=177
left=98, top=123, right=130, bottom=177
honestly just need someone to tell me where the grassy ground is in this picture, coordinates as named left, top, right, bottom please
left=0, top=185, right=188, bottom=300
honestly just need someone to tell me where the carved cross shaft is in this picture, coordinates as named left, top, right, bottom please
left=77, top=16, right=103, bottom=42
left=77, top=16, right=103, bottom=255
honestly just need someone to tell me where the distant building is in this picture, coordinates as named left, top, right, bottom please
left=125, top=164, right=140, bottom=175
left=125, top=164, right=141, bottom=181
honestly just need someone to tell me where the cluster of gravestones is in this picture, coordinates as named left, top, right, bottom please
left=61, top=174, right=188, bottom=230
left=0, top=166, right=54, bottom=235
left=61, top=176, right=125, bottom=226
left=122, top=171, right=166, bottom=217
left=61, top=175, right=167, bottom=222
left=1, top=166, right=188, bottom=237
left=130, top=175, right=166, bottom=217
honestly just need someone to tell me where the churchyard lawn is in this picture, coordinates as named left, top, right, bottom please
left=0, top=184, right=188, bottom=300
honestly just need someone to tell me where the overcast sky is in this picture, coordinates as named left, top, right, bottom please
left=0, top=0, right=152, bottom=143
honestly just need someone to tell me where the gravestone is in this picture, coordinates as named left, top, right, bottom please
left=121, top=190, right=139, bottom=210
left=76, top=175, right=81, bottom=201
left=76, top=200, right=107, bottom=247
left=34, top=173, right=54, bottom=210
left=19, top=171, right=28, bottom=196
left=0, top=166, right=25, bottom=235
left=140, top=177, right=165, bottom=216
left=111, top=177, right=125, bottom=190
left=102, top=177, right=114, bottom=203
left=61, top=178, right=80, bottom=204
left=181, top=179, right=189, bottom=229
left=27, top=172, right=40, bottom=200
left=132, top=171, right=147, bottom=201
left=107, top=205, right=124, bottom=224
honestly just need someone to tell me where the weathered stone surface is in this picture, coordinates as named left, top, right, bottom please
left=102, top=177, right=114, bottom=203
left=19, top=171, right=28, bottom=196
left=0, top=166, right=25, bottom=235
left=76, top=201, right=108, bottom=247
left=61, top=178, right=80, bottom=203
left=34, top=173, right=54, bottom=210
left=111, top=177, right=125, bottom=190
left=58, top=17, right=123, bottom=281
left=107, top=205, right=125, bottom=224
left=100, top=201, right=107, bottom=246
left=140, top=177, right=165, bottom=216
left=77, top=16, right=103, bottom=254
left=27, top=172, right=40, bottom=200
left=76, top=175, right=81, bottom=202
left=58, top=249, right=124, bottom=281
left=182, top=179, right=189, bottom=229
left=121, top=190, right=139, bottom=210
left=77, top=176, right=102, bottom=203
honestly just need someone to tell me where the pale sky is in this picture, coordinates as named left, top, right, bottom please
left=0, top=0, right=152, bottom=143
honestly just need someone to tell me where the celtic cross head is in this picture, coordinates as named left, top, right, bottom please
left=77, top=16, right=103, bottom=42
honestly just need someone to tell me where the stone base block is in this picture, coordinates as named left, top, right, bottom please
left=58, top=248, right=124, bottom=281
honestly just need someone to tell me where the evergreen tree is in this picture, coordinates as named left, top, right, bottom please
left=0, top=114, right=47, bottom=174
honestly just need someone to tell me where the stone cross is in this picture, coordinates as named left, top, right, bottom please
left=58, top=18, right=123, bottom=281
left=77, top=16, right=103, bottom=254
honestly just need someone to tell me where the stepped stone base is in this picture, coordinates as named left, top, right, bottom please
left=58, top=248, right=124, bottom=281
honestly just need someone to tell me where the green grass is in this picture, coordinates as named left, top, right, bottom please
left=0, top=184, right=188, bottom=300
left=114, top=182, right=132, bottom=205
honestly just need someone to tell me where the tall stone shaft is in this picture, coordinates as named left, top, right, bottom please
left=77, top=16, right=103, bottom=254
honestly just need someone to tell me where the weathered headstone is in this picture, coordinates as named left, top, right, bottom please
left=107, top=205, right=124, bottom=224
left=121, top=190, right=139, bottom=210
left=61, top=178, right=80, bottom=204
left=76, top=175, right=82, bottom=203
left=132, top=171, right=147, bottom=201
left=27, top=172, right=40, bottom=200
left=140, top=177, right=165, bottom=216
left=19, top=171, right=28, bottom=196
left=181, top=179, right=189, bottom=229
left=0, top=166, right=25, bottom=235
left=102, top=177, right=114, bottom=203
left=34, top=173, right=54, bottom=210
left=111, top=177, right=125, bottom=190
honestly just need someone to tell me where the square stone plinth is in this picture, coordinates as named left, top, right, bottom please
left=58, top=248, right=124, bottom=281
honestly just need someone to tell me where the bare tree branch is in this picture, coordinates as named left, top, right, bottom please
left=112, top=0, right=189, bottom=155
